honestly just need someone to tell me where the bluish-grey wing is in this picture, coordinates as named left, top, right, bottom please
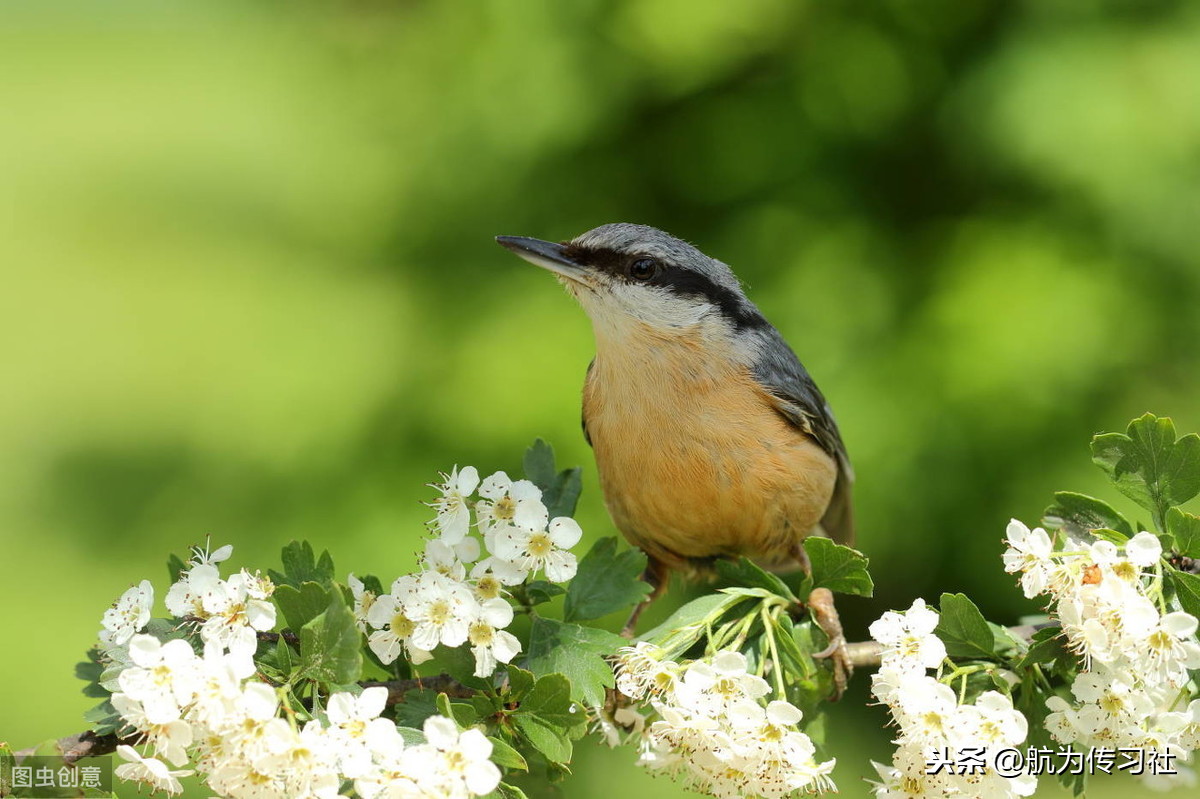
left=752, top=332, right=855, bottom=545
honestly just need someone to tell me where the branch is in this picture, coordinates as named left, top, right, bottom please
left=842, top=622, right=1052, bottom=670
left=14, top=731, right=129, bottom=765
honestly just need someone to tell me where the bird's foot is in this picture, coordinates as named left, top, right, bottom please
left=621, top=599, right=652, bottom=639
left=806, top=587, right=852, bottom=701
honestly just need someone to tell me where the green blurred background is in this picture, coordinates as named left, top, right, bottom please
left=2, top=0, right=1198, bottom=796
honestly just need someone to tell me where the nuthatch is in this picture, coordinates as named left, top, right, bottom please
left=497, top=223, right=855, bottom=691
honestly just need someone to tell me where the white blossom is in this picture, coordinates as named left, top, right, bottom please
left=100, top=580, right=154, bottom=650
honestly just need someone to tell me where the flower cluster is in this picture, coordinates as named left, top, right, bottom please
left=868, top=599, right=1036, bottom=798
left=100, top=544, right=501, bottom=798
left=615, top=644, right=836, bottom=798
left=363, top=466, right=581, bottom=678
left=1004, top=520, right=1200, bottom=789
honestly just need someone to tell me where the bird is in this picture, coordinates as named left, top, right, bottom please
left=496, top=223, right=855, bottom=692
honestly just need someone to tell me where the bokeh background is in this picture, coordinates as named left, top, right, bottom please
left=3, top=0, right=1199, bottom=796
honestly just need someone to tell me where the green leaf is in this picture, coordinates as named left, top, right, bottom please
left=430, top=642, right=497, bottom=690
left=513, top=714, right=571, bottom=764
left=523, top=439, right=557, bottom=489
left=505, top=665, right=536, bottom=700
left=936, top=593, right=995, bottom=660
left=1166, top=569, right=1200, bottom=618
left=1089, top=528, right=1130, bottom=546
left=75, top=648, right=110, bottom=699
left=1042, top=492, right=1134, bottom=538
left=1091, top=414, right=1200, bottom=529
left=299, top=592, right=362, bottom=685
left=522, top=617, right=624, bottom=707
left=524, top=581, right=566, bottom=605
left=166, top=552, right=188, bottom=585
left=803, top=537, right=873, bottom=597
left=1168, top=508, right=1200, bottom=558
left=1016, top=626, right=1069, bottom=670
left=564, top=538, right=651, bottom=622
left=512, top=673, right=584, bottom=763
left=487, top=737, right=528, bottom=771
left=523, top=439, right=583, bottom=519
left=394, top=689, right=441, bottom=729
left=269, top=540, right=336, bottom=589
left=83, top=699, right=122, bottom=735
left=275, top=581, right=334, bottom=632
left=637, top=592, right=746, bottom=645
left=715, top=557, right=795, bottom=601
left=493, top=783, right=530, bottom=799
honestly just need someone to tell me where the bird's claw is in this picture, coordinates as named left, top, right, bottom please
left=806, top=587, right=852, bottom=701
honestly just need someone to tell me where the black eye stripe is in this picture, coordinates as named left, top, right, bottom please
left=560, top=244, right=769, bottom=331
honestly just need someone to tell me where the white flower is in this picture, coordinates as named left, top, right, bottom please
left=325, top=687, right=395, bottom=779
left=114, top=745, right=193, bottom=796
left=420, top=715, right=501, bottom=797
left=490, top=516, right=582, bottom=583
left=365, top=585, right=432, bottom=667
left=430, top=466, right=479, bottom=544
left=111, top=693, right=194, bottom=766
left=1002, top=519, right=1055, bottom=598
left=118, top=635, right=200, bottom=724
left=466, top=597, right=522, bottom=677
left=475, top=472, right=544, bottom=537
left=406, top=572, right=477, bottom=652
left=868, top=598, right=947, bottom=671
left=1126, top=531, right=1162, bottom=567
left=164, top=563, right=223, bottom=619
left=348, top=573, right=378, bottom=634
left=423, top=537, right=482, bottom=581
left=100, top=579, right=154, bottom=650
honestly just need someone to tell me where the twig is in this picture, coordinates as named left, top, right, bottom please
left=13, top=731, right=128, bottom=765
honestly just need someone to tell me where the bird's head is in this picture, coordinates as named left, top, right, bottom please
left=496, top=223, right=768, bottom=339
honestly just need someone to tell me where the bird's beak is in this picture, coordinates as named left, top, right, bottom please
left=495, top=235, right=592, bottom=284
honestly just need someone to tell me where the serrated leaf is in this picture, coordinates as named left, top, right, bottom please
left=1042, top=492, right=1134, bottom=537
left=1166, top=569, right=1200, bottom=618
left=803, top=537, right=873, bottom=597
left=394, top=689, right=441, bottom=729
left=512, top=673, right=583, bottom=763
left=522, top=439, right=583, bottom=519
left=275, top=581, right=333, bottom=633
left=564, top=538, right=650, bottom=622
left=522, top=618, right=624, bottom=707
left=1091, top=414, right=1200, bottom=529
left=299, top=592, right=362, bottom=685
left=936, top=593, right=995, bottom=660
left=506, top=665, right=536, bottom=700
left=269, top=540, right=336, bottom=589
left=487, top=736, right=528, bottom=771
left=715, top=557, right=795, bottom=601
left=513, top=714, right=571, bottom=763
left=1168, top=508, right=1200, bottom=558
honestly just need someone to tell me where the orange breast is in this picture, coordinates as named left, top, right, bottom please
left=582, top=326, right=836, bottom=572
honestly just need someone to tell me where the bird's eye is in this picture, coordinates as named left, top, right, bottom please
left=628, top=257, right=659, bottom=281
